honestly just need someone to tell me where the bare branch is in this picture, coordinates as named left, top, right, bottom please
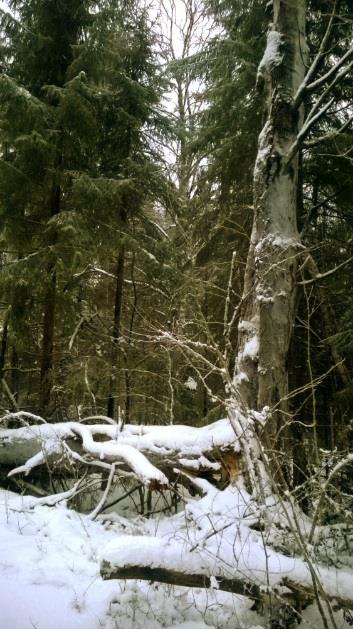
left=306, top=43, right=353, bottom=94
left=294, top=0, right=340, bottom=108
left=298, top=255, right=353, bottom=285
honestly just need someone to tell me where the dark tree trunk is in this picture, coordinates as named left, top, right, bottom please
left=39, top=268, right=57, bottom=414
left=39, top=183, right=60, bottom=416
left=0, top=310, right=9, bottom=382
left=107, top=247, right=126, bottom=419
left=124, top=253, right=137, bottom=425
left=11, top=347, right=19, bottom=405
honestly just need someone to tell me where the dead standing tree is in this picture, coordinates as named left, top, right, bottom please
left=226, top=0, right=308, bottom=490
left=228, top=0, right=353, bottom=492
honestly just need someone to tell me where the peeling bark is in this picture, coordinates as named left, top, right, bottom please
left=233, top=1, right=308, bottom=448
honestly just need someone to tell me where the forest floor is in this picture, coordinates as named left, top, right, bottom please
left=0, top=487, right=351, bottom=629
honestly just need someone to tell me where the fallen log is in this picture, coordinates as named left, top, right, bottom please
left=101, top=561, right=261, bottom=599
left=0, top=413, right=241, bottom=487
left=100, top=554, right=353, bottom=613
left=99, top=533, right=353, bottom=613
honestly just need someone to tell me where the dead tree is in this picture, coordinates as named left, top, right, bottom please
left=227, top=0, right=353, bottom=491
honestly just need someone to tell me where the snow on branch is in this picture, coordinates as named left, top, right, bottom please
left=8, top=481, right=83, bottom=511
left=0, top=415, right=241, bottom=486
left=100, top=535, right=262, bottom=600
left=70, top=423, right=169, bottom=488
left=0, top=420, right=168, bottom=488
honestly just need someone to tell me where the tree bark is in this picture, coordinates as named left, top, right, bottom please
left=0, top=309, right=9, bottom=381
left=107, top=246, right=125, bottom=419
left=100, top=560, right=353, bottom=612
left=39, top=268, right=57, bottom=414
left=101, top=561, right=261, bottom=599
left=39, top=182, right=61, bottom=415
left=233, top=1, right=307, bottom=446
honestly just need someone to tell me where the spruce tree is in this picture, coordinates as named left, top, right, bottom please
left=0, top=1, right=171, bottom=420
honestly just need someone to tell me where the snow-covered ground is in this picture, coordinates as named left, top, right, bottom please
left=0, top=489, right=261, bottom=629
left=0, top=487, right=351, bottom=629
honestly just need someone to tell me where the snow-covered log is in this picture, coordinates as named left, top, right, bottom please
left=99, top=482, right=353, bottom=617
left=100, top=550, right=353, bottom=612
left=101, top=555, right=261, bottom=600
left=99, top=483, right=353, bottom=613
left=0, top=414, right=241, bottom=487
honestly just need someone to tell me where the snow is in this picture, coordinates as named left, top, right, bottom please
left=118, top=417, right=243, bottom=455
left=72, top=423, right=169, bottom=487
left=102, top=485, right=353, bottom=621
left=257, top=30, right=283, bottom=79
left=233, top=371, right=249, bottom=385
left=184, top=376, right=198, bottom=391
left=0, top=490, right=119, bottom=629
left=236, top=332, right=259, bottom=369
left=169, top=622, right=216, bottom=629
left=242, top=335, right=259, bottom=360
left=0, top=489, right=261, bottom=629
left=178, top=456, right=220, bottom=471
left=8, top=438, right=62, bottom=477
left=0, top=485, right=352, bottom=628
left=0, top=417, right=242, bottom=471
left=254, top=233, right=302, bottom=258
left=238, top=319, right=257, bottom=334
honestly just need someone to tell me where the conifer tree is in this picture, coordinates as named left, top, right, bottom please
left=0, top=0, right=100, bottom=414
left=0, top=0, right=171, bottom=419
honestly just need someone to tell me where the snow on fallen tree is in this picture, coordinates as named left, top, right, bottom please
left=0, top=412, right=241, bottom=487
left=100, top=485, right=353, bottom=614
left=1, top=411, right=353, bottom=624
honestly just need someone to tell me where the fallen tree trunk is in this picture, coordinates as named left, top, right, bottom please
left=101, top=561, right=262, bottom=599
left=100, top=540, right=353, bottom=613
left=0, top=413, right=241, bottom=487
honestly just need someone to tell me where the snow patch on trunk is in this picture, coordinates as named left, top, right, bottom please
left=257, top=29, right=283, bottom=80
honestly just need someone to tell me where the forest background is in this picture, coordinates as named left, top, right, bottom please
left=0, top=0, right=353, bottom=625
left=1, top=0, right=352, bottom=449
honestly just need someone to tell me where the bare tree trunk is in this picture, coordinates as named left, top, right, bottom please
left=40, top=183, right=60, bottom=415
left=0, top=309, right=9, bottom=382
left=233, top=1, right=307, bottom=447
left=107, top=247, right=125, bottom=419
left=39, top=269, right=57, bottom=414
left=124, top=252, right=137, bottom=425
left=0, top=311, right=17, bottom=411
left=101, top=560, right=353, bottom=613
